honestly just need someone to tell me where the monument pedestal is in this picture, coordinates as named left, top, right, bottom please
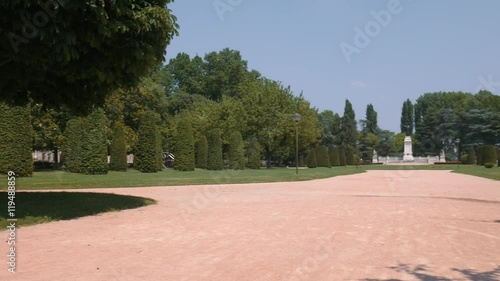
left=403, top=136, right=414, bottom=161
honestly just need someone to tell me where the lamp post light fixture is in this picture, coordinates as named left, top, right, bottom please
left=293, top=113, right=301, bottom=175
left=455, top=138, right=460, bottom=169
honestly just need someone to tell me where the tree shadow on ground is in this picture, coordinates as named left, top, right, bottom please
left=0, top=192, right=155, bottom=228
left=360, top=264, right=500, bottom=281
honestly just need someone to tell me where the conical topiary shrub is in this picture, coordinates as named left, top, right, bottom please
left=207, top=129, right=223, bottom=170
left=339, top=148, right=347, bottom=166
left=307, top=148, right=317, bottom=168
left=315, top=146, right=331, bottom=168
left=174, top=118, right=195, bottom=171
left=329, top=147, right=340, bottom=167
left=466, top=148, right=476, bottom=165
left=195, top=135, right=208, bottom=169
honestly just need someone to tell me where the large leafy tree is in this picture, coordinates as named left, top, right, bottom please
left=164, top=53, right=205, bottom=96
left=318, top=110, right=336, bottom=147
left=0, top=0, right=178, bottom=112
left=203, top=48, right=248, bottom=101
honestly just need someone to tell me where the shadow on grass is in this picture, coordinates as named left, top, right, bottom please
left=0, top=192, right=155, bottom=228
left=360, top=264, right=500, bottom=281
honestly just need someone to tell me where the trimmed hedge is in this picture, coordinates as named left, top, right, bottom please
left=63, top=109, right=108, bottom=174
left=109, top=122, right=128, bottom=171
left=246, top=137, right=261, bottom=169
left=80, top=109, right=108, bottom=175
left=195, top=135, right=208, bottom=169
left=0, top=103, right=33, bottom=177
left=339, top=148, right=347, bottom=166
left=63, top=118, right=84, bottom=173
left=477, top=146, right=484, bottom=165
left=482, top=145, right=497, bottom=167
left=298, top=155, right=305, bottom=167
left=466, top=148, right=476, bottom=165
left=315, top=146, right=331, bottom=168
left=135, top=111, right=163, bottom=173
left=174, top=118, right=195, bottom=171
left=307, top=148, right=317, bottom=168
left=229, top=131, right=245, bottom=170
left=207, top=129, right=223, bottom=170
left=460, top=154, right=468, bottom=163
left=345, top=148, right=354, bottom=165
left=329, top=147, right=340, bottom=167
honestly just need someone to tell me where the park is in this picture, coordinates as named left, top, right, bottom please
left=1, top=1, right=500, bottom=281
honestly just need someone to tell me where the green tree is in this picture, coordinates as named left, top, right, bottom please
left=318, top=110, right=336, bottom=147
left=31, top=103, right=69, bottom=165
left=174, top=118, right=195, bottom=171
left=165, top=53, right=205, bottom=96
left=229, top=131, right=245, bottom=170
left=207, top=129, right=223, bottom=170
left=477, top=146, right=484, bottom=165
left=62, top=118, right=84, bottom=173
left=345, top=148, right=355, bottom=165
left=135, top=111, right=163, bottom=173
left=359, top=132, right=379, bottom=161
left=400, top=99, right=414, bottom=135
left=195, top=135, right=208, bottom=169
left=364, top=104, right=378, bottom=134
left=79, top=109, right=108, bottom=175
left=315, top=146, right=331, bottom=168
left=203, top=48, right=249, bottom=101
left=338, top=148, right=347, bottom=166
left=1, top=1, right=178, bottom=113
left=0, top=103, right=33, bottom=176
left=329, top=147, right=340, bottom=166
left=109, top=122, right=128, bottom=172
left=246, top=136, right=261, bottom=169
left=340, top=100, right=358, bottom=151
left=306, top=148, right=317, bottom=168
left=466, top=148, right=476, bottom=165
left=482, top=145, right=498, bottom=166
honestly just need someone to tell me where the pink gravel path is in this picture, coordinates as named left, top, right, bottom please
left=1, top=170, right=499, bottom=280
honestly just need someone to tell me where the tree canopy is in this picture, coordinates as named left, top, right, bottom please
left=0, top=0, right=178, bottom=113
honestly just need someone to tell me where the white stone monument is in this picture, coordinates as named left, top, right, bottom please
left=403, top=136, right=414, bottom=161
left=372, top=150, right=379, bottom=163
left=439, top=149, right=446, bottom=163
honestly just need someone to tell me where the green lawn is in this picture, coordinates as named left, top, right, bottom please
left=3, top=165, right=498, bottom=192
left=9, top=167, right=365, bottom=191
left=0, top=192, right=155, bottom=228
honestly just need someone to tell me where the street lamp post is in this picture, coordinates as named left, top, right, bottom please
left=456, top=138, right=460, bottom=169
left=293, top=113, right=301, bottom=175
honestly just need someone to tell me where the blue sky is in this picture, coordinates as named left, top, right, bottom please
left=165, top=0, right=500, bottom=132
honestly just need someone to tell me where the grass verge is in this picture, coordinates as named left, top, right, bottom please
left=0, top=192, right=155, bottom=228
left=8, top=167, right=365, bottom=190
